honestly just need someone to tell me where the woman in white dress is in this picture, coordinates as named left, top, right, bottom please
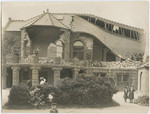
left=40, top=77, right=46, bottom=85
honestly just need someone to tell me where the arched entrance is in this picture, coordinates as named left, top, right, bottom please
left=73, top=41, right=84, bottom=60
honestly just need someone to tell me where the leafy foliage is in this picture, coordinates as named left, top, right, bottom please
left=131, top=53, right=143, bottom=61
left=7, top=84, right=30, bottom=106
left=6, top=76, right=118, bottom=108
left=29, top=84, right=60, bottom=107
left=55, top=76, right=118, bottom=106
left=2, top=34, right=20, bottom=57
left=134, top=96, right=149, bottom=106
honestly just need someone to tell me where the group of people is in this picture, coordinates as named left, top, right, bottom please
left=123, top=86, right=135, bottom=103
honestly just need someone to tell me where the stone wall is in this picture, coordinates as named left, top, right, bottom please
left=91, top=67, right=138, bottom=90
left=138, top=67, right=149, bottom=96
left=70, top=33, right=94, bottom=60
left=60, top=30, right=71, bottom=62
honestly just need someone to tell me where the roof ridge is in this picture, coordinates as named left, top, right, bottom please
left=22, top=13, right=45, bottom=28
left=51, top=12, right=143, bottom=30
left=25, top=13, right=44, bottom=21
left=49, top=13, right=70, bottom=29
left=48, top=12, right=54, bottom=26
left=11, top=20, right=25, bottom=22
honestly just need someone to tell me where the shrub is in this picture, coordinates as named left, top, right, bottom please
left=29, top=83, right=60, bottom=107
left=7, top=83, right=30, bottom=106
left=55, top=76, right=118, bottom=106
left=6, top=76, right=118, bottom=108
left=134, top=96, right=149, bottom=106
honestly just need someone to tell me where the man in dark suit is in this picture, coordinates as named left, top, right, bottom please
left=123, top=86, right=128, bottom=102
left=128, top=86, right=135, bottom=103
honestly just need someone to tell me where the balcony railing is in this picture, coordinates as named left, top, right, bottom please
left=101, top=61, right=140, bottom=68
left=18, top=55, right=141, bottom=69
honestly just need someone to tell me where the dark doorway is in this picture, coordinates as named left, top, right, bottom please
left=20, top=68, right=31, bottom=83
left=60, top=69, right=73, bottom=78
left=39, top=68, right=54, bottom=85
left=6, top=68, right=12, bottom=88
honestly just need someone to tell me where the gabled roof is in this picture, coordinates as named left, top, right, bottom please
left=5, top=12, right=69, bottom=31
left=4, top=13, right=43, bottom=31
left=22, top=12, right=69, bottom=29
left=5, top=20, right=25, bottom=31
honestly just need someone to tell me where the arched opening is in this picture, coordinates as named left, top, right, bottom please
left=73, top=41, right=84, bottom=60
left=139, top=72, right=143, bottom=91
left=106, top=51, right=116, bottom=62
left=6, top=68, right=12, bottom=88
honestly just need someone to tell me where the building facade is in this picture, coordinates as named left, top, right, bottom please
left=137, top=62, right=149, bottom=96
left=2, top=10, right=146, bottom=91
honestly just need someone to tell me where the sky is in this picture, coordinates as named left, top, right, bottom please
left=1, top=1, right=149, bottom=56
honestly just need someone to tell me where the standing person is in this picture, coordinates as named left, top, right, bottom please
left=123, top=86, right=128, bottom=102
left=128, top=86, right=135, bottom=103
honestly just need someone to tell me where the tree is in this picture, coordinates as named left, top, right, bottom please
left=2, top=34, right=20, bottom=57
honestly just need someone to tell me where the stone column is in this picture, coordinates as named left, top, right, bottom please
left=30, top=67, right=41, bottom=86
left=85, top=68, right=93, bottom=77
left=53, top=67, right=62, bottom=86
left=21, top=28, right=26, bottom=60
left=73, top=68, right=80, bottom=77
left=131, top=71, right=138, bottom=90
left=11, top=67, right=20, bottom=85
left=60, top=30, right=71, bottom=62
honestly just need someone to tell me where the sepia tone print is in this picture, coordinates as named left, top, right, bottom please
left=1, top=1, right=149, bottom=113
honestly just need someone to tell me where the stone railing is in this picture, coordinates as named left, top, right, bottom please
left=39, top=57, right=47, bottom=64
left=101, top=61, right=141, bottom=68
left=19, top=55, right=141, bottom=69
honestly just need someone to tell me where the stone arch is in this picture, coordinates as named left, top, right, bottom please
left=73, top=40, right=84, bottom=60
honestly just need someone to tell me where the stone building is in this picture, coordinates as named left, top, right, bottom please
left=2, top=10, right=146, bottom=91
left=137, top=57, right=149, bottom=96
